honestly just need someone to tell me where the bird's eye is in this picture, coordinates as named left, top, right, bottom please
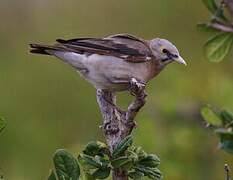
left=162, top=49, right=169, bottom=54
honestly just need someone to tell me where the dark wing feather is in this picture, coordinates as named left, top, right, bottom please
left=30, top=43, right=74, bottom=55
left=56, top=34, right=153, bottom=63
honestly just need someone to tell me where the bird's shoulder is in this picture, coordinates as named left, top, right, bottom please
left=56, top=34, right=154, bottom=63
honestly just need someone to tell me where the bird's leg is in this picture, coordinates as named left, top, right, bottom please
left=129, top=78, right=146, bottom=97
left=126, top=78, right=147, bottom=127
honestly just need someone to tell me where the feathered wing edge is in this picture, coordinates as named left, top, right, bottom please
left=29, top=34, right=154, bottom=62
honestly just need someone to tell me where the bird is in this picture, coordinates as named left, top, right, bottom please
left=29, top=34, right=186, bottom=92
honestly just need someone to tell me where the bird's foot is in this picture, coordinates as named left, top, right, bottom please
left=129, top=78, right=146, bottom=97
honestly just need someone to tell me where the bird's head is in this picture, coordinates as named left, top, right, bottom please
left=149, top=38, right=186, bottom=66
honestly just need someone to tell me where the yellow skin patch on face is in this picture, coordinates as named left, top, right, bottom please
left=160, top=46, right=166, bottom=53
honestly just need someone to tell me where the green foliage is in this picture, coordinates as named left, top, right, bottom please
left=83, top=141, right=108, bottom=156
left=126, top=146, right=162, bottom=180
left=202, top=0, right=227, bottom=21
left=138, top=154, right=160, bottom=168
left=111, top=137, right=162, bottom=180
left=92, top=167, right=111, bottom=179
left=201, top=105, right=222, bottom=126
left=112, top=135, right=133, bottom=158
left=201, top=106, right=233, bottom=154
left=216, top=129, right=233, bottom=154
left=220, top=110, right=233, bottom=126
left=48, top=137, right=162, bottom=179
left=78, top=153, right=110, bottom=174
left=202, top=0, right=218, bottom=13
left=49, top=149, right=80, bottom=180
left=199, top=0, right=233, bottom=62
left=78, top=141, right=111, bottom=179
left=0, top=117, right=6, bottom=133
left=48, top=170, right=57, bottom=180
left=204, top=33, right=233, bottom=62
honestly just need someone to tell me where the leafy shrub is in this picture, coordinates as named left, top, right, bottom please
left=198, top=0, right=233, bottom=62
left=201, top=105, right=233, bottom=154
left=48, top=136, right=162, bottom=180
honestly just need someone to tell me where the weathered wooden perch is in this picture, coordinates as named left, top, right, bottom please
left=96, top=80, right=147, bottom=180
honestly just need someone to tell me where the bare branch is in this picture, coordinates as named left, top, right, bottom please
left=209, top=22, right=233, bottom=32
left=225, top=164, right=231, bottom=180
left=96, top=81, right=147, bottom=180
left=126, top=90, right=147, bottom=121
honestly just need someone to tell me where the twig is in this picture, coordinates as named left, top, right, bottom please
left=225, top=164, right=231, bottom=180
left=208, top=22, right=233, bottom=32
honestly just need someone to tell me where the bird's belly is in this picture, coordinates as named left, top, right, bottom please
left=80, top=54, right=154, bottom=91
left=80, top=71, right=129, bottom=91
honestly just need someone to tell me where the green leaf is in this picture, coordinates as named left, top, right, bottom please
left=111, top=156, right=131, bottom=168
left=138, top=154, right=160, bottom=168
left=127, top=150, right=139, bottom=163
left=201, top=106, right=223, bottom=126
left=135, top=166, right=162, bottom=180
left=0, top=117, right=6, bottom=133
left=78, top=154, right=100, bottom=169
left=94, top=155, right=110, bottom=168
left=215, top=128, right=233, bottom=154
left=219, top=140, right=233, bottom=154
left=202, top=0, right=227, bottom=21
left=53, top=149, right=80, bottom=180
left=83, top=141, right=108, bottom=156
left=128, top=170, right=144, bottom=180
left=202, top=0, right=218, bottom=13
left=83, top=173, right=95, bottom=180
left=204, top=32, right=233, bottom=62
left=215, top=128, right=233, bottom=140
left=215, top=8, right=228, bottom=22
left=220, top=110, right=233, bottom=126
left=91, top=167, right=111, bottom=179
left=48, top=170, right=57, bottom=180
left=78, top=154, right=104, bottom=169
left=133, top=146, right=147, bottom=159
left=112, top=136, right=133, bottom=158
left=111, top=156, right=133, bottom=170
left=79, top=153, right=110, bottom=179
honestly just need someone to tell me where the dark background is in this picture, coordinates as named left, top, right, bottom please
left=0, top=0, right=233, bottom=179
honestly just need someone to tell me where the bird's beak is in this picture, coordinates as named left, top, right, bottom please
left=173, top=56, right=187, bottom=66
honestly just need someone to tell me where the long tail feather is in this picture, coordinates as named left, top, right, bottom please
left=29, top=43, right=66, bottom=55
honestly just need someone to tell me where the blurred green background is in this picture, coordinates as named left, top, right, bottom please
left=0, top=0, right=233, bottom=179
